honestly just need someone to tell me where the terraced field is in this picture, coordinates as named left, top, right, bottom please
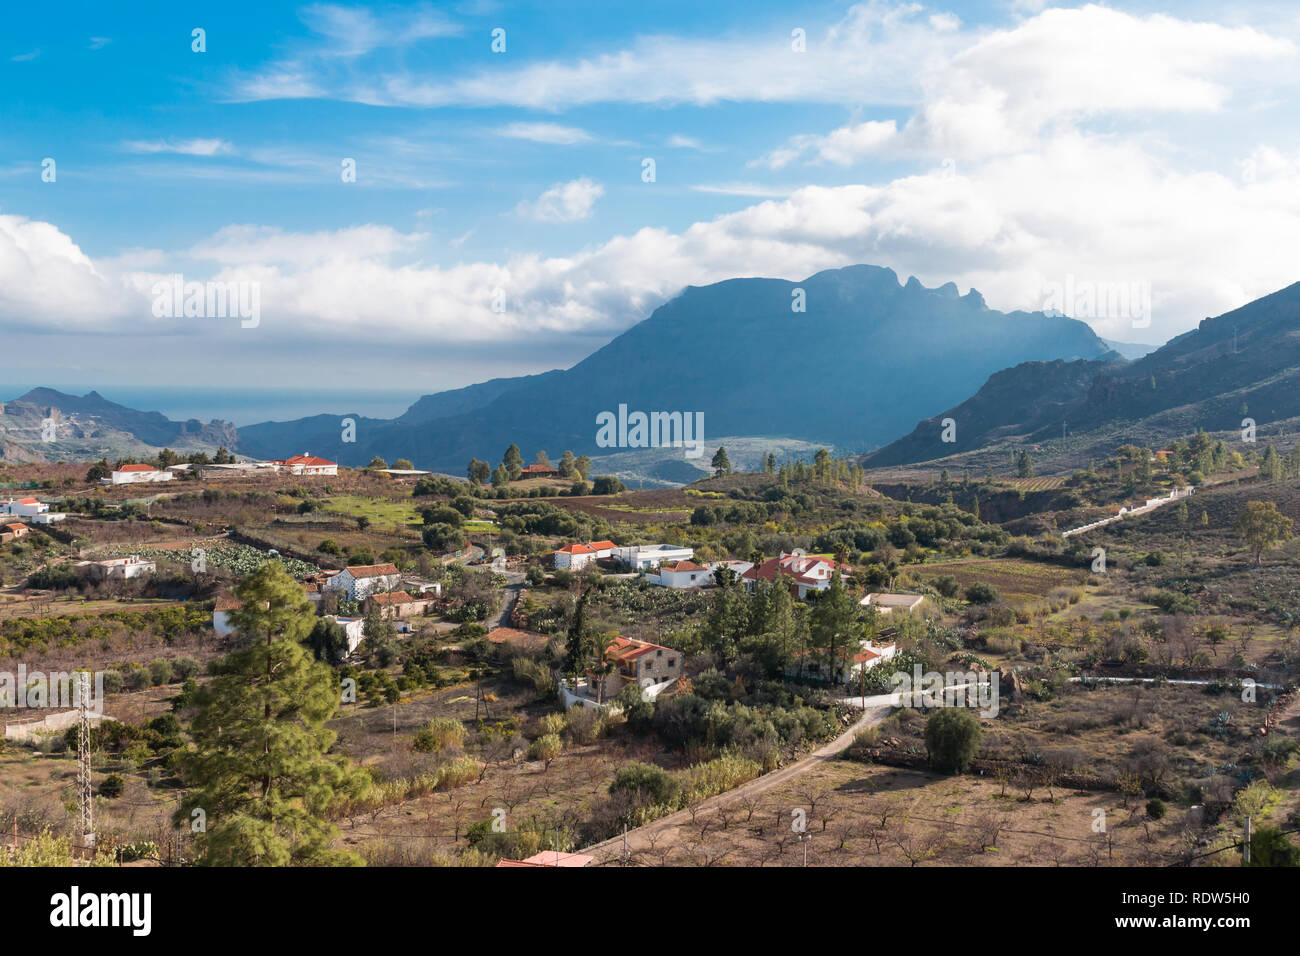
left=914, top=557, right=1089, bottom=606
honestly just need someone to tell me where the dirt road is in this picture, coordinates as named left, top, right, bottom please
left=584, top=701, right=895, bottom=863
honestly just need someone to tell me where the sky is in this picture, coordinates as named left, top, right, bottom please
left=4, top=0, right=1300, bottom=414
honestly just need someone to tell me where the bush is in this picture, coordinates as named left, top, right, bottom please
left=609, top=761, right=680, bottom=808
left=148, top=659, right=173, bottom=686
left=964, top=582, right=1000, bottom=605
left=932, top=575, right=960, bottom=598
left=99, top=773, right=125, bottom=798
left=122, top=667, right=150, bottom=692
left=528, top=733, right=563, bottom=764
left=413, top=717, right=467, bottom=754
left=172, top=657, right=201, bottom=681
left=101, top=671, right=124, bottom=695
left=1145, top=798, right=1166, bottom=820
left=924, top=708, right=981, bottom=773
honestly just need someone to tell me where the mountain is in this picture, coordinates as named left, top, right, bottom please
left=237, top=265, right=1115, bottom=472
left=862, top=280, right=1300, bottom=471
left=1101, top=337, right=1161, bottom=360
left=0, top=388, right=238, bottom=463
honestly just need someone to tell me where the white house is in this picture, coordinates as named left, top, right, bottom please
left=614, top=543, right=695, bottom=571
left=646, top=560, right=713, bottom=589
left=212, top=594, right=240, bottom=637
left=330, top=616, right=368, bottom=656
left=109, top=464, right=174, bottom=485
left=1, top=498, right=48, bottom=516
left=742, top=552, right=849, bottom=600
left=78, top=555, right=155, bottom=580
left=31, top=512, right=67, bottom=524
left=270, top=453, right=338, bottom=476
left=553, top=543, right=596, bottom=570
left=324, top=563, right=402, bottom=601
left=861, top=593, right=926, bottom=615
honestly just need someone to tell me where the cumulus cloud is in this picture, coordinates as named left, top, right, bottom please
left=515, top=178, right=604, bottom=222
left=124, top=139, right=235, bottom=157
left=497, top=122, right=592, bottom=145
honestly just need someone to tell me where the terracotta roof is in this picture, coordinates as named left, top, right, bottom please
left=345, top=563, right=400, bottom=578
left=5, top=523, right=27, bottom=533
left=17, top=498, right=39, bottom=505
left=605, top=635, right=671, bottom=663
left=214, top=594, right=241, bottom=611
left=520, top=464, right=558, bottom=474
left=115, top=464, right=158, bottom=472
left=587, top=540, right=616, bottom=551
left=555, top=543, right=594, bottom=555
left=660, top=560, right=706, bottom=572
left=495, top=850, right=593, bottom=867
left=369, top=591, right=425, bottom=606
left=277, top=453, right=336, bottom=466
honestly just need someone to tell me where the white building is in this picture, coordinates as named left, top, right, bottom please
left=647, top=560, right=714, bottom=589
left=109, top=464, right=174, bottom=485
left=861, top=593, right=926, bottom=615
left=742, top=552, right=848, bottom=600
left=614, top=543, right=695, bottom=571
left=1, top=498, right=48, bottom=516
left=31, top=512, right=67, bottom=524
left=78, top=555, right=155, bottom=580
left=270, top=453, right=338, bottom=476
left=324, top=564, right=402, bottom=601
left=553, top=543, right=595, bottom=570
left=330, top=617, right=368, bottom=656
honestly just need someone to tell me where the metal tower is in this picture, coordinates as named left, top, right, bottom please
left=77, top=671, right=94, bottom=849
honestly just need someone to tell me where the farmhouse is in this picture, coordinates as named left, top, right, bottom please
left=77, top=555, right=155, bottom=580
left=366, top=590, right=436, bottom=620
left=1, top=497, right=48, bottom=516
left=861, top=593, right=925, bottom=615
left=270, top=453, right=338, bottom=476
left=743, top=552, right=850, bottom=600
left=582, top=635, right=682, bottom=704
left=518, top=463, right=560, bottom=479
left=31, top=512, right=67, bottom=524
left=646, top=559, right=713, bottom=589
left=324, top=563, right=402, bottom=601
left=108, top=464, right=174, bottom=485
left=0, top=523, right=29, bottom=543
left=553, top=543, right=596, bottom=570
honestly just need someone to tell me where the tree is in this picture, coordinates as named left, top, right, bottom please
left=467, top=458, right=492, bottom=484
left=85, top=459, right=111, bottom=483
left=535, top=450, right=552, bottom=468
left=1016, top=451, right=1034, bottom=479
left=213, top=445, right=236, bottom=464
left=1246, top=826, right=1300, bottom=866
left=591, top=475, right=626, bottom=495
left=393, top=458, right=414, bottom=470
left=711, top=447, right=732, bottom=477
left=1235, top=500, right=1293, bottom=565
left=574, top=455, right=592, bottom=480
left=307, top=618, right=349, bottom=665
left=502, top=444, right=524, bottom=481
left=492, top=463, right=511, bottom=489
left=366, top=456, right=388, bottom=470
left=173, top=563, right=369, bottom=865
left=558, top=450, right=577, bottom=478
left=808, top=571, right=859, bottom=683
left=423, top=523, right=463, bottom=552
left=924, top=708, right=981, bottom=773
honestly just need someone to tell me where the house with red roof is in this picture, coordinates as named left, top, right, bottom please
left=1, top=497, right=48, bottom=516
left=324, top=563, right=402, bottom=601
left=270, top=453, right=338, bottom=476
left=552, top=540, right=619, bottom=570
left=495, top=850, right=593, bottom=867
left=517, top=463, right=560, bottom=479
left=568, top=635, right=683, bottom=706
left=108, top=463, right=174, bottom=485
left=788, top=639, right=898, bottom=684
left=742, top=552, right=850, bottom=600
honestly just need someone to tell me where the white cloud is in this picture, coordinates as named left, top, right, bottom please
left=669, top=134, right=706, bottom=150
left=123, top=139, right=235, bottom=157
left=497, top=122, right=592, bottom=145
left=515, top=178, right=604, bottom=222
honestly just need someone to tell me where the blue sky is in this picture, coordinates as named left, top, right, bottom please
left=4, top=1, right=1300, bottom=412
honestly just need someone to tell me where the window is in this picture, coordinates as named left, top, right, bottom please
left=667, top=659, right=675, bottom=667
left=656, top=649, right=663, bottom=657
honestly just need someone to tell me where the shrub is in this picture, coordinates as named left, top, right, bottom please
left=148, top=659, right=173, bottom=686
left=1145, top=798, right=1166, bottom=820
left=932, top=575, right=960, bottom=598
left=964, top=582, right=1000, bottom=605
left=924, top=708, right=981, bottom=773
left=100, top=671, right=124, bottom=695
left=528, top=733, right=563, bottom=765
left=172, top=657, right=201, bottom=681
left=99, top=773, right=125, bottom=798
left=609, top=761, right=680, bottom=808
left=413, top=717, right=467, bottom=754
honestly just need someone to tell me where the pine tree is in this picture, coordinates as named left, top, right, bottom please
left=174, top=563, right=369, bottom=866
left=502, top=444, right=524, bottom=480
left=711, top=446, right=732, bottom=477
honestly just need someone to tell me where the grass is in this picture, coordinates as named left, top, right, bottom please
left=321, top=495, right=422, bottom=535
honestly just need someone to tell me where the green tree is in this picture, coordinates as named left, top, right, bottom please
left=1016, top=451, right=1034, bottom=479
left=366, top=456, right=388, bottom=470
left=502, top=444, right=524, bottom=480
left=1235, top=500, right=1293, bottom=565
left=808, top=571, right=860, bottom=683
left=924, top=708, right=981, bottom=773
left=393, top=459, right=414, bottom=471
left=467, top=458, right=492, bottom=484
left=491, top=463, right=511, bottom=489
left=558, top=450, right=577, bottom=478
left=173, top=563, right=368, bottom=866
left=1246, top=826, right=1300, bottom=866
left=711, top=446, right=732, bottom=477
left=574, top=455, right=592, bottom=480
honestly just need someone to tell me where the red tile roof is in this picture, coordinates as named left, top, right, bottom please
left=345, top=563, right=400, bottom=578
left=115, top=464, right=158, bottom=472
left=587, top=540, right=617, bottom=551
left=555, top=543, right=594, bottom=555
left=369, top=591, right=425, bottom=606
left=273, top=453, right=337, bottom=466
left=660, top=560, right=707, bottom=572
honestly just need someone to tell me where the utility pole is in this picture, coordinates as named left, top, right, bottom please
left=77, top=671, right=94, bottom=850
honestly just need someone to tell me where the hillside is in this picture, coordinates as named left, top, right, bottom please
left=237, top=264, right=1115, bottom=472
left=0, top=388, right=238, bottom=463
left=861, top=280, right=1300, bottom=472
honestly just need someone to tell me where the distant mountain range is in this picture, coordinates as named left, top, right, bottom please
left=17, top=265, right=1292, bottom=483
left=863, top=280, right=1300, bottom=470
left=0, top=388, right=238, bottom=463
left=235, top=264, right=1116, bottom=472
